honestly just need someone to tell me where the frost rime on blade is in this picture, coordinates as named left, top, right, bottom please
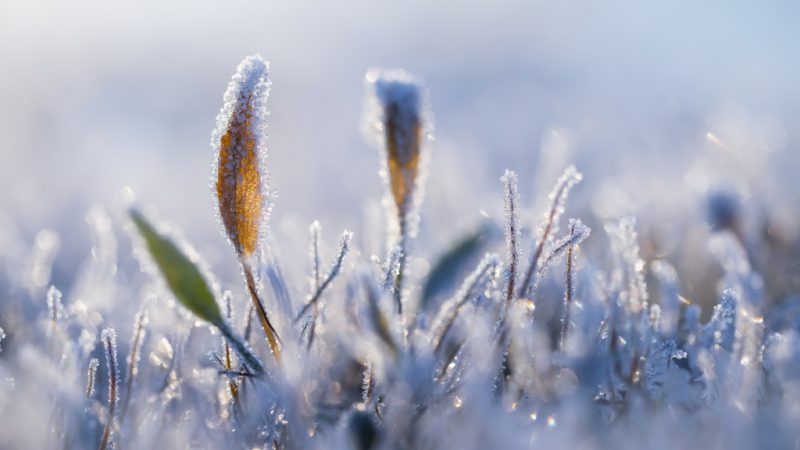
left=364, top=68, right=431, bottom=241
left=519, top=165, right=583, bottom=299
left=47, top=285, right=64, bottom=335
left=364, top=68, right=432, bottom=315
left=211, top=55, right=272, bottom=260
left=500, top=170, right=521, bottom=318
left=101, top=328, right=119, bottom=403
left=99, top=327, right=119, bottom=450
left=210, top=55, right=282, bottom=362
left=606, top=217, right=648, bottom=315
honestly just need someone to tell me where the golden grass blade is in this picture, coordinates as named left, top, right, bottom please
left=212, top=55, right=282, bottom=362
left=364, top=69, right=431, bottom=314
left=212, top=55, right=271, bottom=260
left=364, top=68, right=428, bottom=228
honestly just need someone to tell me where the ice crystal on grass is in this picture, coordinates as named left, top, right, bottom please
left=101, top=328, right=119, bottom=403
left=519, top=165, right=582, bottom=299
left=295, top=230, right=353, bottom=321
left=46, top=285, right=64, bottom=335
left=99, top=327, right=119, bottom=450
left=559, top=218, right=590, bottom=351
left=120, top=307, right=147, bottom=424
left=642, top=339, right=688, bottom=401
left=526, top=218, right=591, bottom=298
left=703, top=289, right=737, bottom=351
left=500, top=170, right=521, bottom=317
left=86, top=358, right=99, bottom=399
left=606, top=217, right=648, bottom=314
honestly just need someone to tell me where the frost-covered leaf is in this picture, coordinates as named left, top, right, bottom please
left=364, top=68, right=428, bottom=218
left=212, top=55, right=271, bottom=260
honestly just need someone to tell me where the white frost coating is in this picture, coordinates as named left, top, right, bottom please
left=519, top=165, right=583, bottom=298
left=210, top=55, right=272, bottom=254
left=702, top=289, right=737, bottom=350
left=294, top=230, right=354, bottom=321
left=366, top=69, right=423, bottom=165
left=0, top=326, right=4, bottom=352
left=363, top=68, right=432, bottom=239
left=544, top=219, right=591, bottom=273
left=605, top=217, right=648, bottom=314
left=501, top=170, right=521, bottom=311
left=86, top=358, right=99, bottom=398
left=432, top=253, right=499, bottom=351
left=539, top=165, right=583, bottom=242
left=643, top=340, right=685, bottom=400
left=101, top=327, right=119, bottom=402
left=46, top=285, right=63, bottom=335
left=529, top=218, right=591, bottom=295
left=493, top=170, right=524, bottom=340
left=309, top=220, right=322, bottom=292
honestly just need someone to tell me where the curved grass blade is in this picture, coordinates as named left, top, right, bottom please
left=130, top=209, right=223, bottom=325
left=129, top=208, right=264, bottom=375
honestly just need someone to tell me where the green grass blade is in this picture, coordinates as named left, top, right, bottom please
left=129, top=209, right=223, bottom=326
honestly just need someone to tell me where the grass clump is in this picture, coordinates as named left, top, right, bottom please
left=0, top=55, right=798, bottom=450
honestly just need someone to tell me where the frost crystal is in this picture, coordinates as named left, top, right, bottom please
left=294, top=230, right=353, bottom=321
left=540, top=165, right=583, bottom=242
left=101, top=327, right=119, bottom=403
left=86, top=358, right=99, bottom=398
left=46, top=285, right=64, bottom=335
left=519, top=165, right=583, bottom=298
left=47, top=285, right=63, bottom=321
left=606, top=217, right=648, bottom=314
left=643, top=340, right=685, bottom=400
left=531, top=218, right=591, bottom=294
left=309, top=220, right=322, bottom=292
left=0, top=326, right=5, bottom=353
left=500, top=170, right=521, bottom=315
left=127, top=310, right=147, bottom=383
left=702, top=289, right=737, bottom=351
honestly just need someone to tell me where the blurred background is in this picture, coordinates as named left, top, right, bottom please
left=1, top=0, right=799, bottom=314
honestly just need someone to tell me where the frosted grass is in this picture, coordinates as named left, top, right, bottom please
left=0, top=54, right=798, bottom=450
